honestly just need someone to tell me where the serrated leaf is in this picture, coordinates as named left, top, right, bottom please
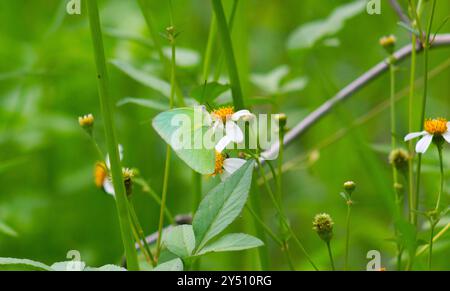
left=163, top=225, right=195, bottom=258
left=117, top=97, right=169, bottom=111
left=152, top=107, right=215, bottom=174
left=0, top=258, right=53, bottom=271
left=287, top=0, right=365, bottom=50
left=111, top=59, right=170, bottom=98
left=193, top=160, right=255, bottom=250
left=153, top=258, right=183, bottom=271
left=190, top=82, right=230, bottom=104
left=196, top=233, right=263, bottom=255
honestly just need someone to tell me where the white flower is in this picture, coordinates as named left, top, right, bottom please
left=213, top=151, right=247, bottom=181
left=404, top=118, right=450, bottom=153
left=206, top=106, right=254, bottom=153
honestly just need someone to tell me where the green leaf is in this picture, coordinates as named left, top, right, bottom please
left=395, top=219, right=417, bottom=257
left=196, top=233, right=263, bottom=255
left=0, top=258, right=53, bottom=271
left=110, top=59, right=170, bottom=98
left=117, top=97, right=169, bottom=111
left=0, top=220, right=18, bottom=237
left=152, top=107, right=215, bottom=174
left=287, top=0, right=365, bottom=50
left=163, top=225, right=195, bottom=258
left=190, top=82, right=230, bottom=104
left=153, top=258, right=183, bottom=271
left=193, top=160, right=255, bottom=250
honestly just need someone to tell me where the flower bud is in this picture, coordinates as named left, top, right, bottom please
left=78, top=114, right=94, bottom=136
left=312, top=213, right=334, bottom=243
left=389, top=148, right=410, bottom=172
left=379, top=35, right=396, bottom=54
left=122, top=168, right=135, bottom=197
left=275, top=113, right=287, bottom=131
left=343, top=181, right=356, bottom=196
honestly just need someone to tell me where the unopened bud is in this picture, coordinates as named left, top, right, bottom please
left=312, top=213, right=334, bottom=243
left=78, top=114, right=94, bottom=136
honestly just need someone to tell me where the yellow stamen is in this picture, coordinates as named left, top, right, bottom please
left=79, top=114, right=94, bottom=127
left=94, top=162, right=107, bottom=188
left=424, top=118, right=448, bottom=135
left=213, top=151, right=225, bottom=176
left=212, top=106, right=234, bottom=123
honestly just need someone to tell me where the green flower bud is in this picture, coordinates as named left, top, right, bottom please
left=389, top=148, right=410, bottom=172
left=312, top=213, right=334, bottom=243
left=343, top=181, right=356, bottom=196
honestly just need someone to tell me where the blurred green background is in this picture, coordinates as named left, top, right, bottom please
left=0, top=0, right=449, bottom=270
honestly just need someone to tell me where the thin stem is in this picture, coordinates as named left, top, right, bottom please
left=136, top=0, right=185, bottom=106
left=255, top=159, right=318, bottom=270
left=414, top=0, right=437, bottom=225
left=344, top=203, right=351, bottom=270
left=192, top=172, right=202, bottom=212
left=202, top=14, right=217, bottom=82
left=428, top=221, right=436, bottom=270
left=434, top=146, right=444, bottom=211
left=86, top=0, right=139, bottom=271
left=128, top=200, right=156, bottom=266
left=326, top=241, right=335, bottom=271
left=155, top=20, right=177, bottom=260
left=245, top=204, right=283, bottom=247
left=416, top=223, right=450, bottom=256
left=408, top=33, right=417, bottom=225
left=211, top=0, right=244, bottom=109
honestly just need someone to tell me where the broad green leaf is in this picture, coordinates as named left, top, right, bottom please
left=196, top=233, right=263, bottom=255
left=153, top=258, right=183, bottom=271
left=152, top=107, right=215, bottom=174
left=51, top=261, right=86, bottom=271
left=0, top=220, right=18, bottom=237
left=287, top=0, right=365, bottom=50
left=163, top=47, right=200, bottom=68
left=190, top=82, right=230, bottom=104
left=0, top=258, right=53, bottom=271
left=117, top=97, right=169, bottom=111
left=193, top=160, right=255, bottom=250
left=163, top=225, right=195, bottom=258
left=111, top=59, right=170, bottom=98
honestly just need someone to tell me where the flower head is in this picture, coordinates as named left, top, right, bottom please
left=207, top=106, right=254, bottom=153
left=379, top=35, right=396, bottom=54
left=78, top=114, right=94, bottom=135
left=212, top=151, right=246, bottom=181
left=312, top=213, right=334, bottom=243
left=389, top=148, right=410, bottom=171
left=343, top=181, right=356, bottom=194
left=404, top=118, right=450, bottom=153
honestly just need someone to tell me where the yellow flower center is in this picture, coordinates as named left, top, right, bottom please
left=94, top=162, right=107, bottom=188
left=213, top=151, right=225, bottom=176
left=79, top=114, right=94, bottom=127
left=212, top=106, right=234, bottom=123
left=424, top=118, right=448, bottom=135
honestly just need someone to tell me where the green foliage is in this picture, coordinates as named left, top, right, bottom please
left=0, top=258, right=53, bottom=271
left=195, top=233, right=263, bottom=256
left=190, top=82, right=230, bottom=104
left=163, top=225, right=196, bottom=258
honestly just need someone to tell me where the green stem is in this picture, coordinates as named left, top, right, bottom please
left=428, top=221, right=436, bottom=270
left=435, top=145, right=444, bottom=211
left=326, top=241, right=335, bottom=271
left=86, top=0, right=139, bottom=271
left=128, top=200, right=156, bottom=266
left=245, top=204, right=283, bottom=247
left=344, top=203, right=352, bottom=270
left=192, top=172, right=202, bottom=212
left=202, top=14, right=217, bottom=82
left=256, top=159, right=318, bottom=270
left=408, top=33, right=417, bottom=225
left=211, top=0, right=244, bottom=109
left=414, top=0, right=437, bottom=226
left=155, top=19, right=177, bottom=260
left=137, top=0, right=185, bottom=106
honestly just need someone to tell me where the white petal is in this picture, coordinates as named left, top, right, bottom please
left=404, top=131, right=426, bottom=142
left=223, top=158, right=247, bottom=175
left=212, top=120, right=224, bottom=133
left=103, top=178, right=115, bottom=196
left=231, top=110, right=254, bottom=121
left=443, top=130, right=450, bottom=143
left=225, top=120, right=243, bottom=143
left=215, top=135, right=232, bottom=153
left=415, top=134, right=433, bottom=154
